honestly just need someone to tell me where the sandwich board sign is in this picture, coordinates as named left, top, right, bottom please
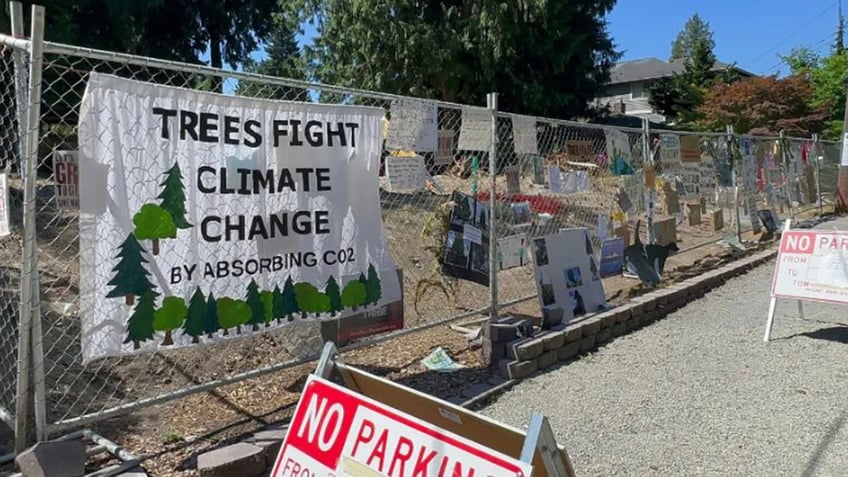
left=271, top=374, right=534, bottom=477
left=764, top=220, right=848, bottom=341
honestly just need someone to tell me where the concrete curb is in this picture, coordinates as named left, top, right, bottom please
left=462, top=246, right=778, bottom=408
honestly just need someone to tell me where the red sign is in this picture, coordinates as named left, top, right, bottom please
left=771, top=230, right=848, bottom=304
left=271, top=375, right=532, bottom=477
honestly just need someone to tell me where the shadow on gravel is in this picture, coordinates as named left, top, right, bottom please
left=801, top=410, right=847, bottom=477
left=799, top=326, right=848, bottom=344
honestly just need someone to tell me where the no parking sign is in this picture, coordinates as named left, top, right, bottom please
left=271, top=375, right=532, bottom=477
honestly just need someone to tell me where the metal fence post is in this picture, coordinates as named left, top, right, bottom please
left=778, top=130, right=795, bottom=220
left=813, top=133, right=823, bottom=215
left=14, top=3, right=46, bottom=453
left=642, top=118, right=655, bottom=244
left=727, top=125, right=742, bottom=242
left=487, top=92, right=498, bottom=321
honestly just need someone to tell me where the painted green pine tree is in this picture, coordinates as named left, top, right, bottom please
left=123, top=290, right=156, bottom=350
left=183, top=288, right=206, bottom=343
left=204, top=292, right=220, bottom=338
left=365, top=264, right=381, bottom=306
left=272, top=285, right=285, bottom=323
left=106, top=233, right=157, bottom=306
left=325, top=276, right=342, bottom=317
left=158, top=161, right=192, bottom=229
left=282, top=276, right=299, bottom=321
left=246, top=279, right=264, bottom=331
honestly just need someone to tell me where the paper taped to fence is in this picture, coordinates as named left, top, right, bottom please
left=511, top=114, right=538, bottom=155
left=386, top=99, right=438, bottom=152
left=771, top=230, right=848, bottom=304
left=458, top=106, right=491, bottom=151
left=77, top=73, right=401, bottom=362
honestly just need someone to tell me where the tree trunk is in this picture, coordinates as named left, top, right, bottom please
left=133, top=341, right=140, bottom=350
left=265, top=321, right=270, bottom=327
left=126, top=294, right=134, bottom=306
left=206, top=332, right=213, bottom=338
left=192, top=336, right=200, bottom=344
left=152, top=239, right=160, bottom=255
left=162, top=329, right=173, bottom=346
left=237, top=325, right=242, bottom=334
left=222, top=328, right=229, bottom=336
left=252, top=323, right=260, bottom=331
left=300, top=311, right=307, bottom=319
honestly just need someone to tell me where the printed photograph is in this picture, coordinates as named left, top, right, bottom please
left=539, top=271, right=555, bottom=307
left=584, top=233, right=594, bottom=256
left=470, top=243, right=489, bottom=275
left=565, top=266, right=583, bottom=288
left=511, top=201, right=532, bottom=225
left=451, top=194, right=475, bottom=226
left=445, top=230, right=471, bottom=267
left=569, top=289, right=586, bottom=316
left=474, top=201, right=490, bottom=231
left=589, top=257, right=600, bottom=281
left=534, top=238, right=549, bottom=266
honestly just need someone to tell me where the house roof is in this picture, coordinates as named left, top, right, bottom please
left=607, top=57, right=754, bottom=84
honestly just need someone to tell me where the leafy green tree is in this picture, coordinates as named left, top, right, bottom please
left=133, top=203, right=177, bottom=255
left=294, top=282, right=324, bottom=318
left=158, top=162, right=192, bottom=229
left=341, top=279, right=367, bottom=311
left=670, top=14, right=715, bottom=61
left=260, top=290, right=274, bottom=326
left=205, top=292, right=220, bottom=338
left=183, top=288, right=206, bottom=343
left=106, top=233, right=157, bottom=306
left=810, top=52, right=848, bottom=139
left=124, top=290, right=156, bottom=350
left=324, top=276, right=343, bottom=316
left=153, top=296, right=188, bottom=346
left=307, top=0, right=620, bottom=118
left=217, top=297, right=251, bottom=335
left=246, top=279, right=265, bottom=331
left=780, top=47, right=822, bottom=76
left=281, top=276, right=299, bottom=321
left=365, top=264, right=381, bottom=306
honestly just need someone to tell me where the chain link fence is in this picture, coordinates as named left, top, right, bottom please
left=1, top=18, right=844, bottom=447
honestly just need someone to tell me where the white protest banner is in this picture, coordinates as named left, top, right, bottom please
left=434, top=129, right=455, bottom=166
left=458, top=106, right=491, bottom=151
left=511, top=114, right=538, bottom=155
left=386, top=99, right=438, bottom=152
left=78, top=73, right=401, bottom=362
left=53, top=150, right=80, bottom=209
left=0, top=174, right=9, bottom=237
left=771, top=230, right=848, bottom=303
left=271, top=375, right=533, bottom=477
left=385, top=155, right=427, bottom=192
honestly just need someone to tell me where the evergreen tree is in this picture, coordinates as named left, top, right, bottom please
left=365, top=264, right=381, bottom=306
left=106, top=233, right=157, bottom=306
left=204, top=292, right=219, bottom=338
left=325, top=276, right=342, bottom=316
left=123, top=290, right=156, bottom=350
left=246, top=279, right=265, bottom=331
left=158, top=162, right=192, bottom=229
left=183, top=288, right=206, bottom=343
left=260, top=290, right=274, bottom=326
left=281, top=276, right=299, bottom=321
left=670, top=14, right=715, bottom=61
left=272, top=285, right=285, bottom=323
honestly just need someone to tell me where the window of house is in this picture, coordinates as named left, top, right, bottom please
left=630, top=82, right=645, bottom=98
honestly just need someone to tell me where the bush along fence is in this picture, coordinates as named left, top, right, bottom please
left=0, top=2, right=842, bottom=452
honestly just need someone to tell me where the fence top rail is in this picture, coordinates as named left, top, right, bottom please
left=494, top=111, right=644, bottom=135
left=0, top=32, right=31, bottom=52
left=37, top=39, right=478, bottom=110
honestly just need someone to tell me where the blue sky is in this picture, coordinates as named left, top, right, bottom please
left=216, top=0, right=845, bottom=80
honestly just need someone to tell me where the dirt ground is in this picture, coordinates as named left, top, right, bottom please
left=0, top=170, right=827, bottom=475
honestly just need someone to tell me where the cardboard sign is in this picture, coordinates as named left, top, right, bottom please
left=711, top=209, right=724, bottom=231
left=771, top=230, right=848, bottom=304
left=680, top=135, right=700, bottom=163
left=652, top=217, right=677, bottom=246
left=687, top=203, right=701, bottom=226
left=664, top=188, right=680, bottom=214
left=435, top=130, right=455, bottom=166
left=271, top=375, right=533, bottom=477
left=53, top=150, right=80, bottom=209
left=565, top=140, right=594, bottom=163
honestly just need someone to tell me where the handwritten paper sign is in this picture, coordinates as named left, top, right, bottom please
left=679, top=164, right=700, bottom=199
left=386, top=99, right=438, bottom=152
left=511, top=114, right=538, bottom=154
left=653, top=217, right=677, bottom=246
left=497, top=235, right=530, bottom=270
left=660, top=134, right=682, bottom=174
left=562, top=170, right=590, bottom=194
left=699, top=156, right=717, bottom=199
left=566, top=140, right=595, bottom=163
left=458, top=106, right=491, bottom=151
left=435, top=129, right=455, bottom=166
left=385, top=155, right=427, bottom=192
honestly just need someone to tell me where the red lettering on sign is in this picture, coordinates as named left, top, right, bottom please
left=817, top=235, right=848, bottom=252
left=285, top=382, right=356, bottom=470
left=780, top=231, right=815, bottom=254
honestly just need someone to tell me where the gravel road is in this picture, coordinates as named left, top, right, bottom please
left=481, top=217, right=848, bottom=477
